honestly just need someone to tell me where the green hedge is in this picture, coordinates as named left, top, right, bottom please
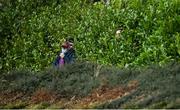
left=0, top=0, right=180, bottom=72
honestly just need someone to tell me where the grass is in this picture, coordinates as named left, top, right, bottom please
left=95, top=62, right=180, bottom=109
left=0, top=62, right=180, bottom=109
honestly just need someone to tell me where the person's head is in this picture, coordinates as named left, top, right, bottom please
left=61, top=42, right=69, bottom=53
left=66, top=37, right=74, bottom=48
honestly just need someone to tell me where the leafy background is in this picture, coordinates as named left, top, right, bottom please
left=0, top=0, right=180, bottom=72
left=0, top=0, right=180, bottom=109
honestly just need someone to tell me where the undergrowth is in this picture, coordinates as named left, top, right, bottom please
left=0, top=62, right=180, bottom=109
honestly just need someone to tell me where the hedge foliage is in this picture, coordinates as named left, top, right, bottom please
left=0, top=0, right=180, bottom=72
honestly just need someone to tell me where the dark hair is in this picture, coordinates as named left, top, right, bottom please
left=66, top=37, right=74, bottom=43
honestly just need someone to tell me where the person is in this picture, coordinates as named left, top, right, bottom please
left=63, top=37, right=76, bottom=64
left=53, top=42, right=69, bottom=67
left=53, top=37, right=76, bottom=67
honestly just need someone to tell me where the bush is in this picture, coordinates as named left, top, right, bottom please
left=0, top=70, right=39, bottom=93
left=0, top=62, right=180, bottom=108
left=0, top=0, right=179, bottom=72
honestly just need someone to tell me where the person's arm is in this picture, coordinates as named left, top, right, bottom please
left=64, top=49, right=76, bottom=64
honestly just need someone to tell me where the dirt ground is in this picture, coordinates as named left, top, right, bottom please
left=0, top=80, right=138, bottom=109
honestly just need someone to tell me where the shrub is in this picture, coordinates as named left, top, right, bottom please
left=0, top=0, right=179, bottom=72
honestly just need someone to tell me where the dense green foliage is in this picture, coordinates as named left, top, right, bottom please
left=0, top=62, right=180, bottom=108
left=0, top=62, right=100, bottom=98
left=0, top=0, right=180, bottom=72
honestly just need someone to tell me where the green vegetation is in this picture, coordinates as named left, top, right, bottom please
left=0, top=0, right=180, bottom=108
left=0, top=0, right=180, bottom=72
left=96, top=62, right=180, bottom=109
left=0, top=62, right=179, bottom=109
